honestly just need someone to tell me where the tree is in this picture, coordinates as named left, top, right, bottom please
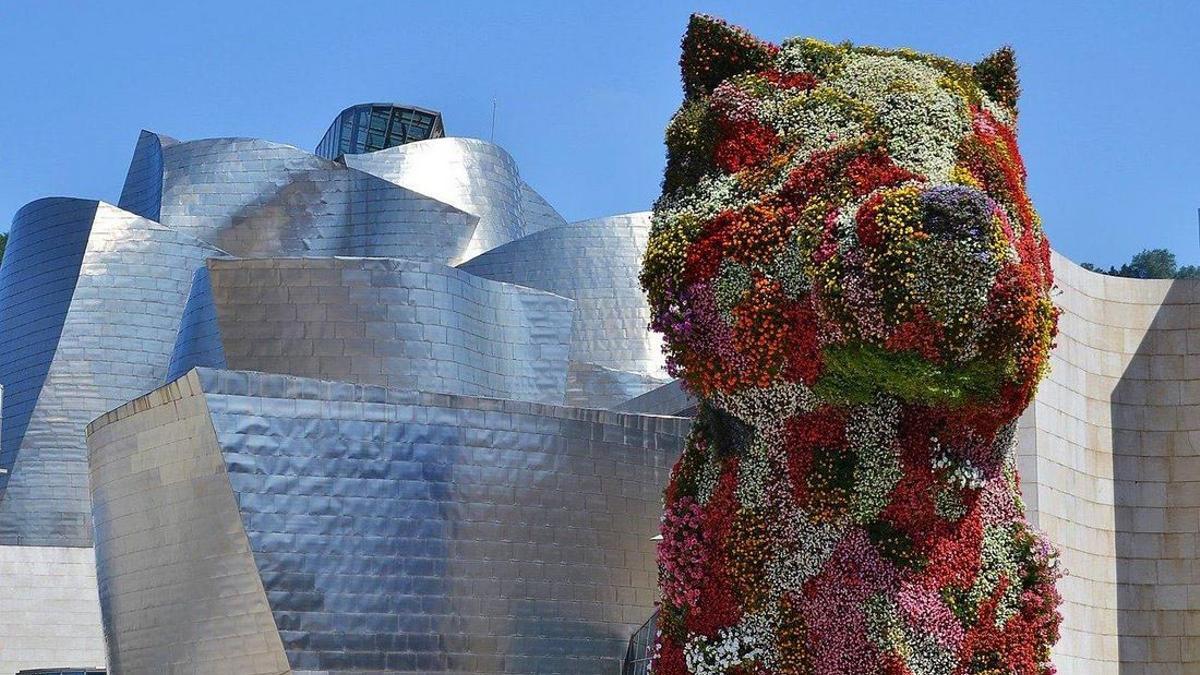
left=1082, top=248, right=1198, bottom=280
left=1122, top=248, right=1177, bottom=279
left=0, top=232, right=6, bottom=265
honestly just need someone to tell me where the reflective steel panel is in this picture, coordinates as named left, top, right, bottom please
left=458, top=212, right=669, bottom=407
left=168, top=257, right=575, bottom=404
left=343, top=138, right=530, bottom=260
left=0, top=201, right=225, bottom=546
left=88, top=368, right=687, bottom=674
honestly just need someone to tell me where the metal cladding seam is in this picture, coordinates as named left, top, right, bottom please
left=0, top=198, right=97, bottom=499
left=116, top=129, right=179, bottom=221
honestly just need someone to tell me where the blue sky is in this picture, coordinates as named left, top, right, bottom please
left=0, top=1, right=1197, bottom=268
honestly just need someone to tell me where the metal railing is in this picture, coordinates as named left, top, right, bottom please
left=622, top=610, right=659, bottom=675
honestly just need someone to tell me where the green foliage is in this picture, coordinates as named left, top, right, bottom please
left=868, top=519, right=927, bottom=570
left=1082, top=248, right=1200, bottom=279
left=662, top=99, right=718, bottom=195
left=0, top=232, right=6, bottom=266
left=813, top=342, right=1006, bottom=407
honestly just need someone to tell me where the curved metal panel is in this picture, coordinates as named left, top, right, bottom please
left=519, top=180, right=568, bottom=235
left=168, top=257, right=575, bottom=404
left=565, top=361, right=671, bottom=410
left=87, top=368, right=687, bottom=674
left=611, top=379, right=696, bottom=416
left=0, top=199, right=96, bottom=500
left=343, top=138, right=527, bottom=260
left=87, top=371, right=289, bottom=675
left=0, top=202, right=225, bottom=546
left=116, top=129, right=178, bottom=221
left=155, top=137, right=479, bottom=263
left=458, top=212, right=667, bottom=379
left=165, top=265, right=228, bottom=383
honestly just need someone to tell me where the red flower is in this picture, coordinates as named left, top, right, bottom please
left=715, top=117, right=778, bottom=173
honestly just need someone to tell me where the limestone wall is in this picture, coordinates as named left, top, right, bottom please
left=0, top=545, right=106, bottom=674
left=1020, top=252, right=1200, bottom=673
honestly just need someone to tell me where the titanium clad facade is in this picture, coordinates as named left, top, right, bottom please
left=0, top=199, right=96, bottom=499
left=130, top=137, right=480, bottom=263
left=87, top=372, right=290, bottom=675
left=518, top=181, right=569, bottom=235
left=0, top=201, right=224, bottom=546
left=564, top=361, right=672, bottom=410
left=116, top=130, right=179, bottom=221
left=164, top=266, right=227, bottom=383
left=168, top=257, right=575, bottom=404
left=342, top=138, right=532, bottom=260
left=87, top=368, right=687, bottom=675
left=458, top=212, right=669, bottom=388
left=611, top=379, right=697, bottom=417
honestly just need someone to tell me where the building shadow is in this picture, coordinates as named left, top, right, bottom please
left=1111, top=278, right=1198, bottom=671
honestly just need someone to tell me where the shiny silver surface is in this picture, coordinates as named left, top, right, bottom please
left=611, top=379, right=696, bottom=416
left=458, top=212, right=669, bottom=393
left=130, top=135, right=481, bottom=263
left=168, top=257, right=575, bottom=404
left=116, top=130, right=178, bottom=221
left=343, top=138, right=534, bottom=261
left=565, top=361, right=671, bottom=410
left=88, top=368, right=686, bottom=675
left=87, top=372, right=289, bottom=675
left=518, top=180, right=568, bottom=235
left=0, top=199, right=223, bottom=547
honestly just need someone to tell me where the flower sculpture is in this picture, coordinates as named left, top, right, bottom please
left=643, top=15, right=1063, bottom=674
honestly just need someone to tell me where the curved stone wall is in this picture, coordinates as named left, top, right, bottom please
left=167, top=257, right=576, bottom=404
left=0, top=200, right=224, bottom=546
left=1015, top=252, right=1200, bottom=673
left=343, top=138, right=530, bottom=260
left=458, top=212, right=668, bottom=382
left=88, top=368, right=687, bottom=675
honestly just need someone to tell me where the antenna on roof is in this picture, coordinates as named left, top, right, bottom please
left=490, top=98, right=497, bottom=142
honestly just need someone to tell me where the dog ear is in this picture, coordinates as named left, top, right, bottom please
left=974, top=46, right=1020, bottom=111
left=680, top=13, right=777, bottom=100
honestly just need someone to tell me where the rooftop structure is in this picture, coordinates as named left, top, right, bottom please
left=315, top=103, right=445, bottom=160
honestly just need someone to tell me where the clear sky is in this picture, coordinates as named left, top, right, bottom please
left=1, top=1, right=1197, bottom=268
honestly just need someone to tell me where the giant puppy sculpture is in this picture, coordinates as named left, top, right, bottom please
left=643, top=14, right=1062, bottom=675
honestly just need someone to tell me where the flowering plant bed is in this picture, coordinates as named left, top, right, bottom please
left=643, top=14, right=1062, bottom=674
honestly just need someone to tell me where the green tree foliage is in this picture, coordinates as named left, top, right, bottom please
left=0, top=232, right=6, bottom=266
left=1082, top=248, right=1200, bottom=279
